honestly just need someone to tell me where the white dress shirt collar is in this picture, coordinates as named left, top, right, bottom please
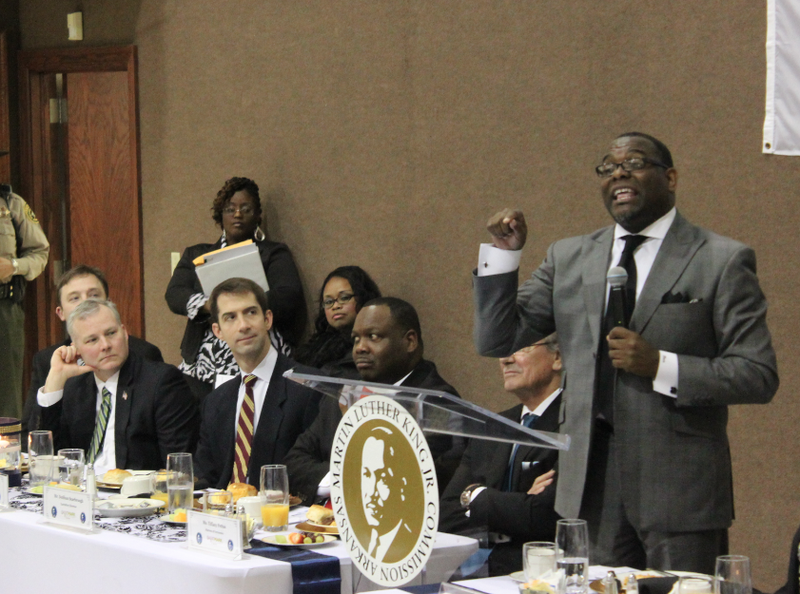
left=521, top=387, right=562, bottom=420
left=613, top=206, right=676, bottom=241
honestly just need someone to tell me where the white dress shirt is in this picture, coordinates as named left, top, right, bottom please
left=477, top=207, right=679, bottom=397
left=37, top=370, right=121, bottom=475
left=232, top=346, right=279, bottom=441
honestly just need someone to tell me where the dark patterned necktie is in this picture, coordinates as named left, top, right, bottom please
left=596, top=235, right=648, bottom=425
left=231, top=374, right=257, bottom=484
left=504, top=413, right=538, bottom=492
left=88, top=387, right=113, bottom=464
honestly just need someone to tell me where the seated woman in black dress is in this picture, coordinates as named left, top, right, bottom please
left=165, top=177, right=305, bottom=399
left=294, top=266, right=381, bottom=372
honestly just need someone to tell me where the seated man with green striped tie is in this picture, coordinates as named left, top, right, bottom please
left=193, top=277, right=321, bottom=490
left=38, top=299, right=199, bottom=474
left=438, top=333, right=563, bottom=577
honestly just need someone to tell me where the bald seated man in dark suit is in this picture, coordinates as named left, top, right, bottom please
left=285, top=296, right=463, bottom=505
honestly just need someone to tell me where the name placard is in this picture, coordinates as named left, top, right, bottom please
left=42, top=486, right=94, bottom=532
left=0, top=474, right=8, bottom=509
left=187, top=510, right=243, bottom=560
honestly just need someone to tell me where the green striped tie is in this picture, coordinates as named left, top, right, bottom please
left=88, top=387, right=113, bottom=464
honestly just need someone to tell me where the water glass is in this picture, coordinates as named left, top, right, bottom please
left=166, top=452, right=194, bottom=514
left=151, top=470, right=169, bottom=505
left=260, top=464, right=289, bottom=532
left=523, top=541, right=557, bottom=582
left=555, top=519, right=589, bottom=594
left=203, top=490, right=233, bottom=515
left=715, top=555, right=752, bottom=594
left=28, top=430, right=55, bottom=488
left=679, top=576, right=714, bottom=594
left=57, top=448, right=85, bottom=487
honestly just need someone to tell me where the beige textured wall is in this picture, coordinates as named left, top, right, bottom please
left=19, top=1, right=800, bottom=588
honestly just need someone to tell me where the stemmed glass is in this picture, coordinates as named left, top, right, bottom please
left=715, top=555, right=752, bottom=594
left=554, top=519, right=589, bottom=594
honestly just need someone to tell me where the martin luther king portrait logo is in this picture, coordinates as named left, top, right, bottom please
left=330, top=395, right=439, bottom=587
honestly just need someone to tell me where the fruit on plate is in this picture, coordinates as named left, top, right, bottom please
left=173, top=508, right=188, bottom=522
left=287, top=531, right=325, bottom=544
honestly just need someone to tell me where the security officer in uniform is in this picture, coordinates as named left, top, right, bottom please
left=0, top=182, right=49, bottom=418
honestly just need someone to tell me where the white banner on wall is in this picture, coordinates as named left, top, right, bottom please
left=764, top=0, right=800, bottom=155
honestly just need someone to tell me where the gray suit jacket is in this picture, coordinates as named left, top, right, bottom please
left=473, top=211, right=778, bottom=532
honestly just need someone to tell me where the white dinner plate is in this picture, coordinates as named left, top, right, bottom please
left=262, top=534, right=336, bottom=547
left=94, top=498, right=166, bottom=518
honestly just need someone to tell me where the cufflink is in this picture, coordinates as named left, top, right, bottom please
left=670, top=387, right=677, bottom=395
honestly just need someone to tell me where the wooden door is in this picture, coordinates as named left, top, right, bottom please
left=67, top=70, right=142, bottom=332
left=18, top=46, right=143, bottom=358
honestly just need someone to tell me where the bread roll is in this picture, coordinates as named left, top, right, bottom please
left=102, top=468, right=132, bottom=484
left=307, top=504, right=335, bottom=525
left=227, top=482, right=257, bottom=502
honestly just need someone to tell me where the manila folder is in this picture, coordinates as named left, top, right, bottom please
left=194, top=241, right=269, bottom=297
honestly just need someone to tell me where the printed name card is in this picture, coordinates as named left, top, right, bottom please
left=187, top=510, right=243, bottom=560
left=42, top=486, right=94, bottom=531
left=0, top=474, right=8, bottom=509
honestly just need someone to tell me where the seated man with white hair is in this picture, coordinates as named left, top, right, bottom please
left=38, top=299, right=199, bottom=474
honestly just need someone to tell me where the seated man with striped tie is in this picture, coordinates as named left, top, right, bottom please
left=439, top=333, right=563, bottom=577
left=38, top=299, right=199, bottom=474
left=193, top=278, right=321, bottom=489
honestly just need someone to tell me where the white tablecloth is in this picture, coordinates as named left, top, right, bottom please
left=0, top=505, right=477, bottom=594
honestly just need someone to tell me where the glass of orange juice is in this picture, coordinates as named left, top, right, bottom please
left=260, top=464, right=289, bottom=532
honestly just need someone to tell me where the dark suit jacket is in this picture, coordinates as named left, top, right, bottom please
left=165, top=238, right=305, bottom=362
left=194, top=354, right=322, bottom=489
left=473, top=211, right=779, bottom=531
left=285, top=358, right=463, bottom=504
left=439, top=395, right=562, bottom=576
left=23, top=335, right=163, bottom=435
left=38, top=351, right=199, bottom=469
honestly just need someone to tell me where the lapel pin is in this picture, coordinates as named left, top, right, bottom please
left=122, top=391, right=128, bottom=401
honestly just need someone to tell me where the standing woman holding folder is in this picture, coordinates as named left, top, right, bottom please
left=165, top=177, right=305, bottom=401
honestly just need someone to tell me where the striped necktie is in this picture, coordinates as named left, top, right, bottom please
left=231, top=374, right=257, bottom=485
left=504, top=413, right=538, bottom=492
left=87, top=386, right=113, bottom=464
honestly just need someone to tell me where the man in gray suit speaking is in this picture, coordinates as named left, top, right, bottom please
left=472, top=132, right=778, bottom=573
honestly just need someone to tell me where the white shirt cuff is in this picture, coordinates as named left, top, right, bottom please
left=316, top=472, right=331, bottom=499
left=477, top=244, right=522, bottom=277
left=653, top=351, right=679, bottom=398
left=469, top=486, right=487, bottom=503
left=37, top=388, right=64, bottom=407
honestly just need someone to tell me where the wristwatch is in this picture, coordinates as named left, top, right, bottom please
left=460, top=483, right=483, bottom=510
left=11, top=258, right=18, bottom=274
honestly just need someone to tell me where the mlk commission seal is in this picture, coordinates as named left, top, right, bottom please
left=330, top=395, right=438, bottom=587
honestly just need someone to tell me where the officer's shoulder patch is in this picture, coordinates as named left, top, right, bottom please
left=24, top=203, right=40, bottom=224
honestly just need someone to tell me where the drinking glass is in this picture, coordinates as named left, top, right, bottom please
left=260, top=464, right=289, bottom=532
left=28, top=430, right=55, bottom=489
left=57, top=448, right=85, bottom=487
left=166, top=452, right=194, bottom=514
left=151, top=470, right=169, bottom=505
left=554, top=519, right=589, bottom=594
left=523, top=541, right=557, bottom=582
left=715, top=555, right=752, bottom=594
left=203, top=490, right=233, bottom=515
left=680, top=576, right=714, bottom=594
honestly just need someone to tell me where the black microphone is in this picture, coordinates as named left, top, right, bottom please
left=607, top=266, right=628, bottom=328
